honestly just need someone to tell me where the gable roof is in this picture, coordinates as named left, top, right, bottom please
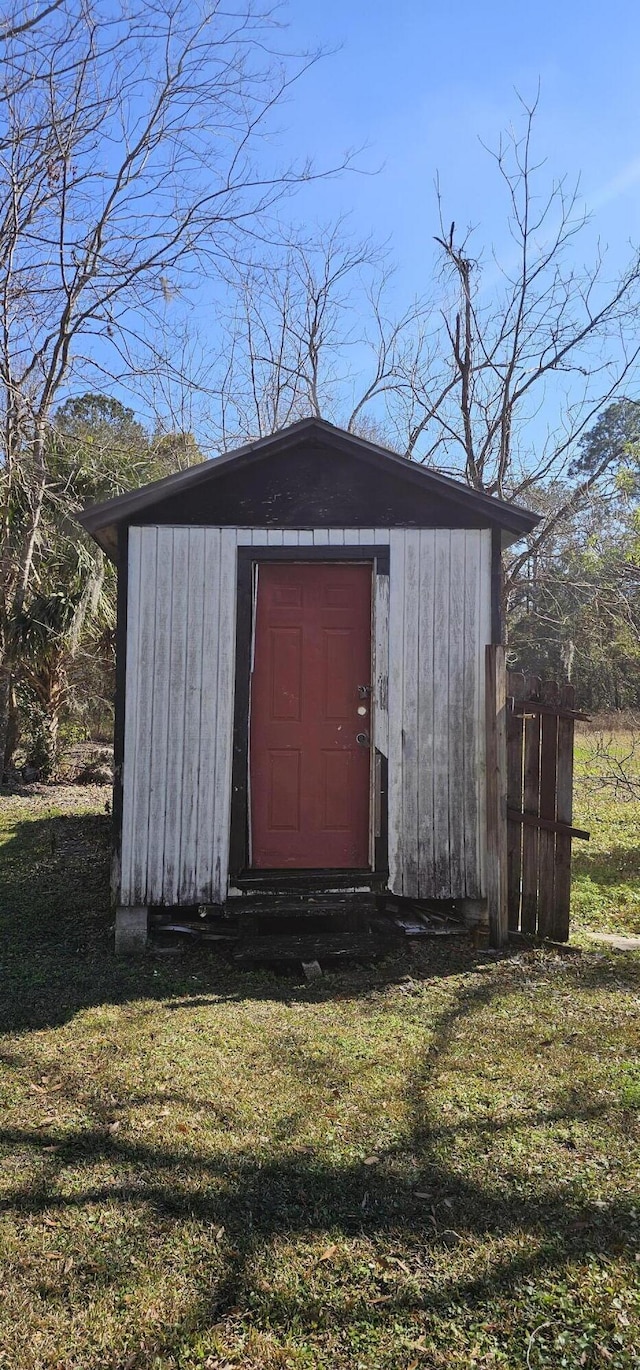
left=77, top=416, right=540, bottom=558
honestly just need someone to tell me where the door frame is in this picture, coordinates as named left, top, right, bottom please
left=229, top=544, right=389, bottom=881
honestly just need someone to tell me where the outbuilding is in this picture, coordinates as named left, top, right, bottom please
left=78, top=418, right=539, bottom=953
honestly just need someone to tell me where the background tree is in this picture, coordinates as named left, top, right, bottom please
left=0, top=0, right=343, bottom=769
left=5, top=392, right=203, bottom=775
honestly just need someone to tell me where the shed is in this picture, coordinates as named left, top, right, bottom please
left=78, top=417, right=540, bottom=953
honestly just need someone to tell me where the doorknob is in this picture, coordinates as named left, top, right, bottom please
left=356, top=731, right=370, bottom=747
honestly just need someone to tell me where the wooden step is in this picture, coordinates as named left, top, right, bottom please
left=232, top=930, right=383, bottom=966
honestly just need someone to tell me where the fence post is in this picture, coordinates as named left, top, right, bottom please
left=507, top=671, right=525, bottom=931
left=553, top=683, right=576, bottom=941
left=485, top=644, right=508, bottom=947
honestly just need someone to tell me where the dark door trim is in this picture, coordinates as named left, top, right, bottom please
left=229, top=545, right=389, bottom=881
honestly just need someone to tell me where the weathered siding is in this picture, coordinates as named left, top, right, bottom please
left=121, top=527, right=236, bottom=904
left=387, top=529, right=491, bottom=899
left=120, top=527, right=390, bottom=905
left=120, top=524, right=490, bottom=906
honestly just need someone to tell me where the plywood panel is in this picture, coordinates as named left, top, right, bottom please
left=401, top=530, right=420, bottom=896
left=388, top=530, right=406, bottom=892
left=386, top=527, right=491, bottom=900
left=162, top=528, right=190, bottom=904
left=447, top=532, right=466, bottom=897
left=179, top=527, right=206, bottom=902
left=462, top=531, right=481, bottom=897
left=195, top=529, right=222, bottom=899
left=373, top=573, right=389, bottom=759
left=120, top=528, right=142, bottom=905
left=129, top=527, right=157, bottom=904
left=211, top=528, right=237, bottom=898
left=146, top=528, right=174, bottom=903
left=433, top=531, right=451, bottom=897
left=417, top=531, right=435, bottom=898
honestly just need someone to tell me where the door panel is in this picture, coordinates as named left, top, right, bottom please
left=250, top=562, right=372, bottom=868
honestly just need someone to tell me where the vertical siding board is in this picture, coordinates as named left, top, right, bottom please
left=179, top=527, right=206, bottom=902
left=162, top=529, right=190, bottom=903
left=266, top=529, right=283, bottom=546
left=283, top=530, right=299, bottom=545
left=417, top=531, right=436, bottom=898
left=211, top=528, right=237, bottom=900
left=195, top=529, right=222, bottom=900
left=130, top=528, right=158, bottom=904
left=298, top=529, right=313, bottom=545
left=146, top=529, right=174, bottom=903
left=401, top=530, right=420, bottom=897
left=461, top=532, right=481, bottom=897
left=373, top=573, right=389, bottom=759
left=433, top=531, right=451, bottom=897
left=388, top=530, right=406, bottom=894
left=328, top=529, right=345, bottom=545
left=447, top=532, right=466, bottom=897
left=477, top=531, right=492, bottom=894
left=120, top=529, right=143, bottom=904
left=251, top=530, right=269, bottom=545
left=313, top=529, right=329, bottom=545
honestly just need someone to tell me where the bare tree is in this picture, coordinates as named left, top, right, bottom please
left=213, top=221, right=434, bottom=447
left=386, top=95, right=640, bottom=614
left=0, top=0, right=350, bottom=766
left=207, top=98, right=640, bottom=602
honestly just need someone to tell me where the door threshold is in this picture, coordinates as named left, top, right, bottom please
left=230, top=869, right=388, bottom=895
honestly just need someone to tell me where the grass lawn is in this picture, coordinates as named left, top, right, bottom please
left=572, top=728, right=640, bottom=937
left=0, top=779, right=639, bottom=1369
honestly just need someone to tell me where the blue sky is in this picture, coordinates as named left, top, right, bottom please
left=122, top=0, right=640, bottom=458
left=269, top=0, right=640, bottom=292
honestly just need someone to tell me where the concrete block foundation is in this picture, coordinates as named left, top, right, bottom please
left=115, top=906, right=149, bottom=956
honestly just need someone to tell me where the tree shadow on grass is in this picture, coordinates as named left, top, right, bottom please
left=0, top=808, right=518, bottom=1033
left=0, top=966, right=638, bottom=1365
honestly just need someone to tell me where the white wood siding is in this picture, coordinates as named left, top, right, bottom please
left=120, top=527, right=391, bottom=905
left=121, top=525, right=490, bottom=906
left=387, top=529, right=491, bottom=900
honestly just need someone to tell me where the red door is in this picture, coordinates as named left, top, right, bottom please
left=250, top=562, right=372, bottom=869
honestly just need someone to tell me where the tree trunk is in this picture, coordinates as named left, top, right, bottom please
left=0, top=660, right=11, bottom=780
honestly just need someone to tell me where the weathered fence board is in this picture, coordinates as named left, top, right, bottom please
left=506, top=673, right=525, bottom=931
left=485, top=645, right=508, bottom=948
left=521, top=674, right=541, bottom=935
left=554, top=683, right=576, bottom=942
left=505, top=670, right=588, bottom=942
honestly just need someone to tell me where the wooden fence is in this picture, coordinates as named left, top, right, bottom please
left=485, top=647, right=589, bottom=947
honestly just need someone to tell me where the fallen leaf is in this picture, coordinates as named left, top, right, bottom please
left=176, top=1122, right=189, bottom=1133
left=414, top=1191, right=431, bottom=1199
left=364, top=1155, right=379, bottom=1165
left=318, top=1243, right=338, bottom=1262
left=107, top=1121, right=121, bottom=1134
